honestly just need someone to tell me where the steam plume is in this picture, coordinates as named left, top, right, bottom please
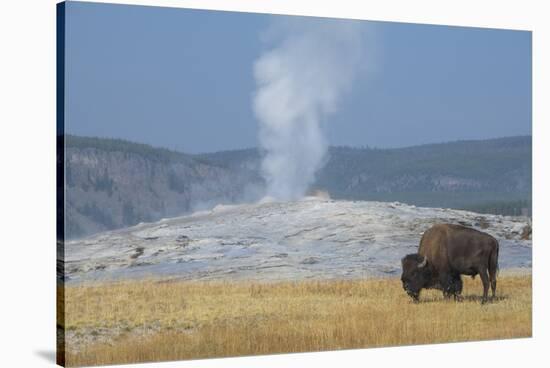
left=253, top=18, right=365, bottom=200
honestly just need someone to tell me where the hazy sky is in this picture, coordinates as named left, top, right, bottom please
left=65, top=1, right=531, bottom=153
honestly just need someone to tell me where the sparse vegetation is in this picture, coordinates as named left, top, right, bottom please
left=79, top=202, right=116, bottom=229
left=62, top=274, right=531, bottom=367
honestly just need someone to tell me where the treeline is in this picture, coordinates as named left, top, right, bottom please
left=319, top=136, right=531, bottom=193
left=462, top=199, right=532, bottom=217
left=65, top=135, right=191, bottom=164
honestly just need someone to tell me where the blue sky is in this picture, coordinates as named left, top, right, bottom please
left=65, top=1, right=531, bottom=153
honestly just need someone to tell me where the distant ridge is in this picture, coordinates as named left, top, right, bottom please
left=63, top=135, right=531, bottom=238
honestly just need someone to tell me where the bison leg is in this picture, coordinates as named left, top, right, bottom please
left=479, top=267, right=490, bottom=304
left=440, top=274, right=462, bottom=300
left=453, top=276, right=463, bottom=302
left=489, top=268, right=497, bottom=298
left=489, top=260, right=498, bottom=299
left=440, top=276, right=451, bottom=299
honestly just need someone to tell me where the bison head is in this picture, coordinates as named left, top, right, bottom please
left=401, top=254, right=430, bottom=301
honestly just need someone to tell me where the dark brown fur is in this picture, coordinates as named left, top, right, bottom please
left=401, top=223, right=499, bottom=303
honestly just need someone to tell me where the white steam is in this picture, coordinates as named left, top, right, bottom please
left=253, top=18, right=365, bottom=200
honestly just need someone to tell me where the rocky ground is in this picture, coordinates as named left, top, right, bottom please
left=63, top=197, right=532, bottom=284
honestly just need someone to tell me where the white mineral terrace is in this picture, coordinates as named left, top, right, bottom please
left=64, top=198, right=532, bottom=283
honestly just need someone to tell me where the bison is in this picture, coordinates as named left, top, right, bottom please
left=401, top=223, right=499, bottom=304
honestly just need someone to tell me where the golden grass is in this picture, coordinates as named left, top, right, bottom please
left=62, top=275, right=531, bottom=367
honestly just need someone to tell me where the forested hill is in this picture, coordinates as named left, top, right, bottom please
left=317, top=136, right=532, bottom=210
left=63, top=135, right=531, bottom=238
left=63, top=135, right=263, bottom=239
left=199, top=136, right=531, bottom=209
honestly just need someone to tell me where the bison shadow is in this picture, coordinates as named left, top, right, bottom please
left=410, top=294, right=508, bottom=304
left=461, top=294, right=508, bottom=303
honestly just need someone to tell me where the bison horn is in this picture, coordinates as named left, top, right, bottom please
left=418, top=256, right=427, bottom=268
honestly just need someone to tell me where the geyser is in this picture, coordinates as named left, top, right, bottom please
left=253, top=18, right=365, bottom=201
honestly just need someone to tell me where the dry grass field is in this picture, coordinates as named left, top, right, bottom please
left=60, top=274, right=531, bottom=367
